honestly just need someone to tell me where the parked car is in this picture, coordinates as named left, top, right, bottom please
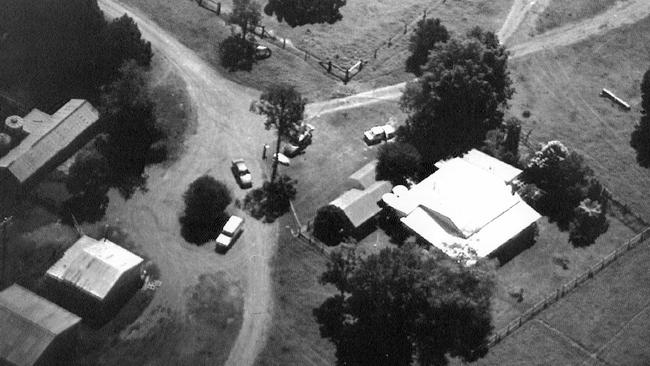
left=216, top=215, right=244, bottom=253
left=273, top=152, right=290, bottom=166
left=283, top=143, right=302, bottom=158
left=231, top=159, right=252, bottom=188
left=255, top=45, right=272, bottom=60
left=363, top=124, right=396, bottom=145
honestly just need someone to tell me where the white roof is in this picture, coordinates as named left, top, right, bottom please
left=222, top=216, right=244, bottom=236
left=216, top=233, right=233, bottom=248
left=348, top=160, right=378, bottom=190
left=46, top=236, right=144, bottom=301
left=435, top=149, right=522, bottom=183
left=386, top=154, right=540, bottom=262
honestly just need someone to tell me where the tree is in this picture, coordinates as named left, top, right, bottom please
left=180, top=176, right=232, bottom=244
left=314, top=245, right=494, bottom=366
left=399, top=28, right=513, bottom=171
left=63, top=145, right=110, bottom=223
left=375, top=142, right=421, bottom=185
left=98, top=61, right=164, bottom=197
left=630, top=69, right=650, bottom=167
left=99, top=14, right=153, bottom=84
left=264, top=0, right=346, bottom=27
left=243, top=174, right=297, bottom=222
left=220, top=34, right=257, bottom=71
left=405, top=18, right=449, bottom=76
left=258, top=84, right=306, bottom=182
left=569, top=199, right=609, bottom=247
left=483, top=117, right=522, bottom=167
left=230, top=0, right=261, bottom=39
left=313, top=205, right=351, bottom=246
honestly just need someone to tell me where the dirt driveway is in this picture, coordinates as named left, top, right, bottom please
left=98, top=1, right=277, bottom=365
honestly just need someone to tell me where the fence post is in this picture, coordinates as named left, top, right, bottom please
left=404, top=23, right=408, bottom=34
left=283, top=38, right=286, bottom=49
left=327, top=60, right=332, bottom=73
left=359, top=60, right=364, bottom=71
left=344, top=69, right=349, bottom=84
left=423, top=9, right=427, bottom=20
left=304, top=51, right=308, bottom=61
left=261, top=25, right=266, bottom=37
left=216, top=2, right=221, bottom=15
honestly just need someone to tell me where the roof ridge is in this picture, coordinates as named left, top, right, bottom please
left=0, top=300, right=56, bottom=337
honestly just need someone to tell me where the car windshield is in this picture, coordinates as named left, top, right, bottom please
left=236, top=162, right=248, bottom=173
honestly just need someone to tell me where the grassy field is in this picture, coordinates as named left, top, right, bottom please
left=255, top=216, right=336, bottom=366
left=535, top=0, right=625, bottom=33
left=508, top=14, right=650, bottom=220
left=117, top=0, right=512, bottom=99
left=465, top=235, right=650, bottom=365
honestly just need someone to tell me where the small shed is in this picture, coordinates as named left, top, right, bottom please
left=347, top=159, right=378, bottom=190
left=331, top=181, right=392, bottom=239
left=0, top=284, right=81, bottom=366
left=45, top=236, right=144, bottom=321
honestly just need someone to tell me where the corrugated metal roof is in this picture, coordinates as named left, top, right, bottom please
left=347, top=160, right=377, bottom=190
left=46, top=236, right=144, bottom=301
left=0, top=99, right=99, bottom=183
left=332, top=181, right=392, bottom=228
left=435, top=149, right=522, bottom=183
left=0, top=284, right=80, bottom=366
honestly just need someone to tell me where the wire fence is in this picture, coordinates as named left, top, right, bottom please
left=486, top=226, right=650, bottom=347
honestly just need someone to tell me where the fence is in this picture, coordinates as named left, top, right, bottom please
left=486, top=226, right=650, bottom=347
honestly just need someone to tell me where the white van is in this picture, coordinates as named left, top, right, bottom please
left=216, top=215, right=244, bottom=252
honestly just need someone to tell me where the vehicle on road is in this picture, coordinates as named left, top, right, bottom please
left=216, top=215, right=244, bottom=253
left=363, top=124, right=396, bottom=145
left=231, top=159, right=253, bottom=188
left=255, top=45, right=272, bottom=60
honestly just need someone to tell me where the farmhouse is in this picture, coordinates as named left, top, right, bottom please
left=382, top=149, right=541, bottom=264
left=0, top=284, right=81, bottom=366
left=45, top=235, right=144, bottom=320
left=0, top=99, right=100, bottom=216
left=331, top=160, right=392, bottom=239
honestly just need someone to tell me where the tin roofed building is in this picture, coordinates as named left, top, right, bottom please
left=0, top=284, right=81, bottom=366
left=0, top=99, right=100, bottom=216
left=45, top=236, right=144, bottom=321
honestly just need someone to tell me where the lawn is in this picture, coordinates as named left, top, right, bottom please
left=508, top=14, right=650, bottom=220
left=464, top=234, right=650, bottom=366
left=535, top=0, right=626, bottom=33
left=116, top=0, right=512, bottom=99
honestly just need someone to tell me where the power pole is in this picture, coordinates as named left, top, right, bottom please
left=0, top=216, right=13, bottom=288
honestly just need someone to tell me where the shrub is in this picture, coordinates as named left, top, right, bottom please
left=220, top=35, right=257, bottom=71
left=569, top=199, right=609, bottom=247
left=243, top=175, right=297, bottom=222
left=180, top=176, right=232, bottom=244
left=313, top=205, right=351, bottom=246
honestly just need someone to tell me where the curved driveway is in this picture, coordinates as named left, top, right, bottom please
left=98, top=1, right=276, bottom=366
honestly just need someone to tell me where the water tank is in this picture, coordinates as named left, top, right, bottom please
left=0, top=133, right=12, bottom=156
left=4, top=116, right=24, bottom=137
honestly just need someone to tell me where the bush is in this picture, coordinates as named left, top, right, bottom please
left=220, top=35, right=257, bottom=71
left=243, top=175, right=297, bottom=222
left=180, top=176, right=232, bottom=244
left=569, top=199, right=609, bottom=247
left=313, top=205, right=351, bottom=246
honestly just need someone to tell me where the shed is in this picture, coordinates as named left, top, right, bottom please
left=347, top=159, right=378, bottom=190
left=331, top=181, right=392, bottom=239
left=0, top=284, right=81, bottom=366
left=45, top=236, right=144, bottom=321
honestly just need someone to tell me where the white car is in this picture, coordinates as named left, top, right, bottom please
left=216, top=215, right=244, bottom=252
left=231, top=159, right=252, bottom=188
left=273, top=152, right=291, bottom=166
left=363, top=124, right=396, bottom=145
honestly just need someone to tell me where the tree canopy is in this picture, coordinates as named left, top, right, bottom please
left=180, top=176, right=232, bottom=244
left=259, top=84, right=307, bottom=182
left=314, top=245, right=495, bottom=366
left=405, top=18, right=449, bottom=76
left=264, top=0, right=346, bottom=27
left=630, top=69, right=650, bottom=168
left=399, top=27, right=512, bottom=172
left=230, top=0, right=261, bottom=39
left=569, top=199, right=609, bottom=247
left=220, top=34, right=257, bottom=71
left=63, top=144, right=110, bottom=224
left=375, top=141, right=422, bottom=186
left=313, top=205, right=351, bottom=246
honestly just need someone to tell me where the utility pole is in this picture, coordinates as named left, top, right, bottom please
left=0, top=216, right=13, bottom=288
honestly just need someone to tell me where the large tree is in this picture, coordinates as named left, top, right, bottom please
left=375, top=141, right=422, bottom=186
left=258, top=84, right=306, bottom=182
left=180, top=176, right=232, bottom=244
left=399, top=27, right=513, bottom=172
left=63, top=145, right=110, bottom=223
left=313, top=204, right=351, bottom=246
left=569, top=199, right=609, bottom=247
left=314, top=245, right=494, bottom=366
left=230, top=0, right=261, bottom=39
left=630, top=69, right=650, bottom=168
left=264, top=0, right=346, bottom=27
left=405, top=18, right=449, bottom=76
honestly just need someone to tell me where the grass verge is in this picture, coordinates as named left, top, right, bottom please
left=535, top=0, right=625, bottom=34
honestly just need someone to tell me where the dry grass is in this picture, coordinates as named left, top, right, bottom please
left=509, top=14, right=650, bottom=220
left=535, top=0, right=625, bottom=33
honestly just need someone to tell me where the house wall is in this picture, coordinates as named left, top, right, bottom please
left=489, top=223, right=539, bottom=265
left=36, top=323, right=80, bottom=366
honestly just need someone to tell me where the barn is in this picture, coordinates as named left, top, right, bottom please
left=0, top=99, right=100, bottom=216
left=45, top=235, right=144, bottom=322
left=0, top=284, right=81, bottom=366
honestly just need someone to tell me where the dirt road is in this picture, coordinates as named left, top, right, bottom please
left=98, top=1, right=276, bottom=365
